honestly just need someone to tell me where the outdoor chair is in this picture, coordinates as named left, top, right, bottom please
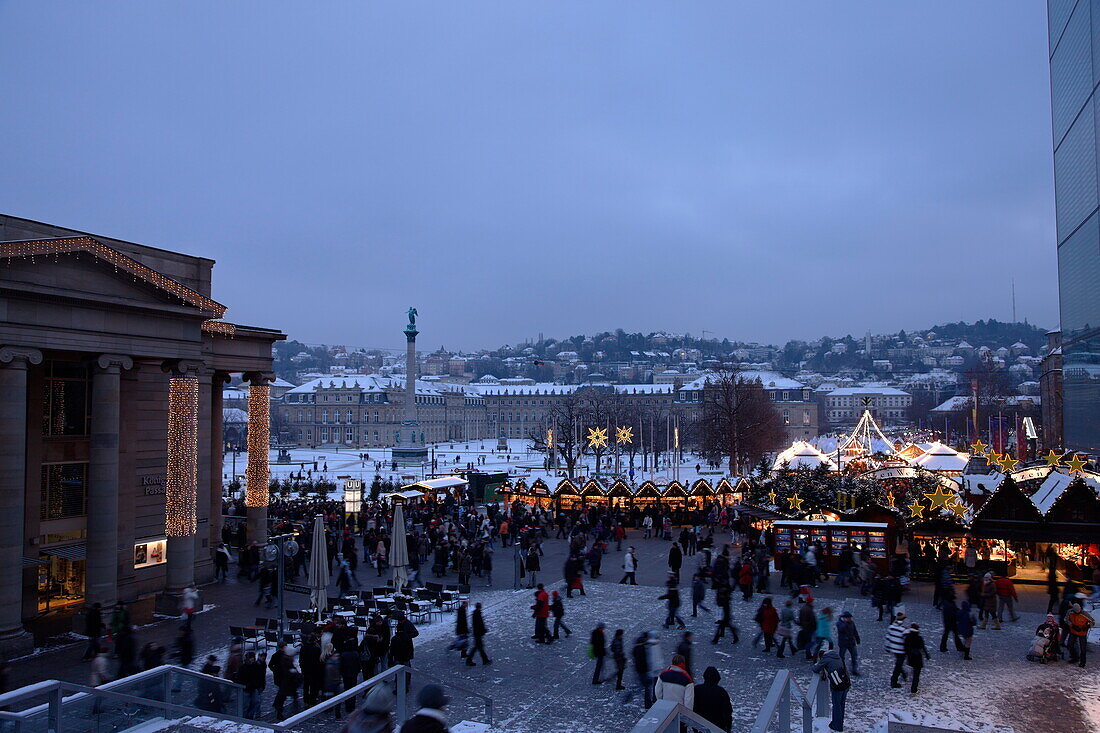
left=239, top=626, right=262, bottom=649
left=263, top=630, right=279, bottom=649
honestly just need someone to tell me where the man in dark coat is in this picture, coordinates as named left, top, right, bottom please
left=466, top=602, right=491, bottom=666
left=590, top=623, right=607, bottom=684
left=298, top=634, right=323, bottom=706
left=693, top=666, right=732, bottom=732
left=400, top=683, right=449, bottom=733
left=668, top=542, right=683, bottom=582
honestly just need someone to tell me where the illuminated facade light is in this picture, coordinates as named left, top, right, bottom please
left=245, top=383, right=270, bottom=508
left=165, top=376, right=199, bottom=537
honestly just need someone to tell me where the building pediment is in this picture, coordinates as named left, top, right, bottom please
left=0, top=237, right=225, bottom=318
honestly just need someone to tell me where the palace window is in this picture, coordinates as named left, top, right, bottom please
left=782, top=409, right=790, bottom=426
left=42, top=361, right=90, bottom=436
left=41, top=463, right=87, bottom=520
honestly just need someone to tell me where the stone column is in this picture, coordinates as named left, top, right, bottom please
left=86, top=354, right=133, bottom=607
left=209, top=373, right=228, bottom=554
left=0, top=346, right=41, bottom=657
left=243, top=372, right=273, bottom=545
left=163, top=361, right=201, bottom=594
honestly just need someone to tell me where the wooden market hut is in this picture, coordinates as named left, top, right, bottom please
left=688, top=479, right=715, bottom=510
left=660, top=481, right=689, bottom=510
left=607, top=480, right=634, bottom=508
left=529, top=478, right=553, bottom=508
left=632, top=481, right=662, bottom=509
left=553, top=479, right=581, bottom=510
left=714, top=478, right=744, bottom=506
left=580, top=480, right=609, bottom=506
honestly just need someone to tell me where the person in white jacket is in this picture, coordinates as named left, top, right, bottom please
left=654, top=654, right=695, bottom=708
left=619, top=547, right=638, bottom=585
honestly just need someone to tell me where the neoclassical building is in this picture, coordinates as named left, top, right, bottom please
left=0, top=215, right=283, bottom=653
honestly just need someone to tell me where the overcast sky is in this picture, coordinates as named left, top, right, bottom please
left=0, top=2, right=1056, bottom=350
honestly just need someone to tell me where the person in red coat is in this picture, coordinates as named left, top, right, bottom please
left=738, top=560, right=755, bottom=601
left=531, top=584, right=551, bottom=643
left=754, top=597, right=779, bottom=652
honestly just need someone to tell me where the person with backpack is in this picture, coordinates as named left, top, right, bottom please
left=1066, top=603, right=1095, bottom=667
left=812, top=648, right=850, bottom=732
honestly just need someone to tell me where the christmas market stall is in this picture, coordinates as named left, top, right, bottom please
left=607, top=480, right=634, bottom=509
left=552, top=479, right=582, bottom=510
left=688, top=479, right=715, bottom=510
left=401, top=475, right=469, bottom=502
left=773, top=519, right=892, bottom=572
left=658, top=481, right=689, bottom=511
left=579, top=479, right=609, bottom=506
left=631, top=481, right=663, bottom=510
left=528, top=478, right=553, bottom=509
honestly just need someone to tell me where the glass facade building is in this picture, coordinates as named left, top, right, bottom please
left=1049, top=1, right=1100, bottom=453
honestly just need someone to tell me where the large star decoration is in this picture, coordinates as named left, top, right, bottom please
left=924, top=486, right=956, bottom=510
left=1066, top=454, right=1089, bottom=473
left=615, top=426, right=634, bottom=445
left=767, top=491, right=778, bottom=506
left=970, top=440, right=989, bottom=456
left=987, top=452, right=1002, bottom=469
left=787, top=493, right=804, bottom=512
left=908, top=501, right=925, bottom=519
left=949, top=500, right=968, bottom=518
left=886, top=492, right=896, bottom=508
left=545, top=428, right=554, bottom=449
left=1043, top=450, right=1063, bottom=467
left=586, top=427, right=608, bottom=449
left=1000, top=455, right=1019, bottom=472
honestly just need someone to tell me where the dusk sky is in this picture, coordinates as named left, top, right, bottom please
left=0, top=2, right=1057, bottom=351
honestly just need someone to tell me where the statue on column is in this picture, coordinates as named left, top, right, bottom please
left=406, top=307, right=417, bottom=329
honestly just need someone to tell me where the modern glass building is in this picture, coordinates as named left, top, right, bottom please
left=1048, top=1, right=1100, bottom=453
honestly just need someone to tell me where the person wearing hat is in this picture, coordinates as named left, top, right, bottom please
left=344, top=683, right=394, bottom=733
left=885, top=610, right=909, bottom=689
left=400, top=683, right=449, bottom=733
left=1066, top=603, right=1095, bottom=667
left=903, top=623, right=930, bottom=694
left=836, top=611, right=861, bottom=676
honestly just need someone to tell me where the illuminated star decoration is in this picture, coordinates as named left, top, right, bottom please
left=970, top=440, right=989, bottom=456
left=987, top=452, right=1002, bottom=469
left=999, top=455, right=1019, bottom=473
left=615, top=426, right=634, bottom=445
left=1065, top=454, right=1089, bottom=473
left=787, top=493, right=804, bottom=512
left=908, top=501, right=925, bottom=519
left=546, top=428, right=554, bottom=449
left=949, top=500, right=968, bottom=518
left=924, top=486, right=956, bottom=510
left=767, top=490, right=778, bottom=506
left=586, top=427, right=608, bottom=449
left=1043, top=450, right=1063, bottom=467
left=886, top=492, right=896, bottom=508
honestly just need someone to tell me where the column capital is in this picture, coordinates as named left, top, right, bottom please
left=242, top=371, right=276, bottom=386
left=162, top=359, right=204, bottom=378
left=94, top=354, right=134, bottom=373
left=214, top=370, right=233, bottom=385
left=0, top=346, right=43, bottom=368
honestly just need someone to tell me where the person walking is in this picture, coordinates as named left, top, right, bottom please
left=797, top=600, right=816, bottom=658
left=938, top=598, right=962, bottom=654
left=675, top=631, right=695, bottom=679
left=811, top=606, right=835, bottom=658
left=531, top=585, right=551, bottom=643
left=1066, top=603, right=1095, bottom=667
left=525, top=546, right=541, bottom=589
left=610, top=628, right=627, bottom=690
left=904, top=623, right=930, bottom=694
left=550, top=590, right=571, bottom=640
left=620, top=547, right=638, bottom=585
left=668, top=542, right=683, bottom=582
left=776, top=599, right=796, bottom=658
left=214, top=543, right=231, bottom=582
left=977, top=572, right=999, bottom=629
left=692, top=666, right=732, bottom=733
left=886, top=611, right=910, bottom=689
left=691, top=574, right=711, bottom=617
left=299, top=634, right=323, bottom=707
left=449, top=601, right=470, bottom=657
left=711, top=584, right=739, bottom=644
left=812, top=649, right=850, bottom=732
left=994, top=574, right=1020, bottom=623
left=654, top=654, right=695, bottom=708
left=956, top=601, right=975, bottom=660
left=82, top=603, right=103, bottom=661
left=836, top=611, right=861, bottom=676
left=466, top=602, right=491, bottom=666
left=589, top=623, right=608, bottom=684
left=239, top=651, right=265, bottom=719
left=630, top=631, right=655, bottom=707
left=659, top=574, right=686, bottom=630
left=754, top=597, right=778, bottom=652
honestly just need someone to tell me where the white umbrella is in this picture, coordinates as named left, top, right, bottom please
left=307, top=515, right=329, bottom=622
left=389, top=500, right=409, bottom=593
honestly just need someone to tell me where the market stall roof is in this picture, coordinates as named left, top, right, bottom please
left=772, top=441, right=838, bottom=471
left=1030, top=470, right=1100, bottom=515
left=383, top=490, right=424, bottom=501
left=772, top=520, right=888, bottom=528
left=911, top=442, right=970, bottom=472
left=401, top=476, right=469, bottom=493
left=733, top=503, right=787, bottom=521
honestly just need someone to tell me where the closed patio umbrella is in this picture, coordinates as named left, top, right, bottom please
left=307, top=515, right=329, bottom=622
left=389, top=500, right=409, bottom=593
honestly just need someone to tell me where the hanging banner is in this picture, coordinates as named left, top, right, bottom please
left=862, top=466, right=960, bottom=490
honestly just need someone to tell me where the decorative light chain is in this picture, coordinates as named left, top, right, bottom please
left=246, top=383, right=270, bottom=507
left=165, top=376, right=199, bottom=537
left=1, top=237, right=226, bottom=317
left=202, top=320, right=237, bottom=336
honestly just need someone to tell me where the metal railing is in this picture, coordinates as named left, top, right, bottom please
left=750, top=669, right=829, bottom=733
left=0, top=664, right=492, bottom=732
left=629, top=700, right=726, bottom=733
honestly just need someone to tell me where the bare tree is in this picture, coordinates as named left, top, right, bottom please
left=700, top=371, right=786, bottom=475
left=538, top=391, right=587, bottom=479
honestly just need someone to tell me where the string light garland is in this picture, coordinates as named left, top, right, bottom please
left=165, top=376, right=199, bottom=537
left=202, top=320, right=237, bottom=336
left=0, top=237, right=226, bottom=317
left=246, top=383, right=271, bottom=508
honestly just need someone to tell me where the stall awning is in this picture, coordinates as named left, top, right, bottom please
left=22, top=556, right=44, bottom=566
left=401, top=476, right=469, bottom=493
left=733, top=504, right=787, bottom=521
left=42, top=544, right=86, bottom=561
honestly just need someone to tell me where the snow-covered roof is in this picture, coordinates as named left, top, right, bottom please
left=271, top=378, right=296, bottom=388
left=1030, top=471, right=1100, bottom=515
left=285, top=373, right=454, bottom=397
left=931, top=395, right=1041, bottom=412
left=911, top=442, right=969, bottom=472
left=772, top=441, right=838, bottom=471
left=401, top=476, right=469, bottom=492
left=680, top=371, right=804, bottom=392
left=827, top=386, right=910, bottom=396
left=476, top=382, right=673, bottom=396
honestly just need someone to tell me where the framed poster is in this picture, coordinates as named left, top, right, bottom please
left=134, top=539, right=167, bottom=570
left=868, top=531, right=887, bottom=559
